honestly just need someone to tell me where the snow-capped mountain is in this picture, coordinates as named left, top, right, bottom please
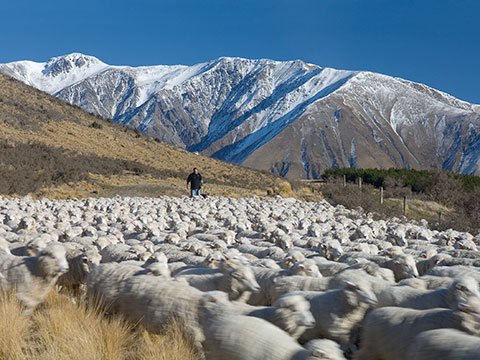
left=2, top=53, right=479, bottom=178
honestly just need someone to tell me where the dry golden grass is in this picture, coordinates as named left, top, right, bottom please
left=0, top=292, right=30, bottom=360
left=0, top=73, right=284, bottom=199
left=0, top=290, right=199, bottom=360
left=383, top=198, right=452, bottom=221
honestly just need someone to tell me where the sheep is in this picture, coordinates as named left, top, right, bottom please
left=309, top=257, right=350, bottom=277
left=237, top=243, right=285, bottom=261
left=379, top=245, right=404, bottom=258
left=253, top=258, right=282, bottom=270
left=229, top=293, right=315, bottom=339
left=354, top=297, right=480, bottom=360
left=86, top=262, right=165, bottom=311
left=406, top=328, right=480, bottom=360
left=376, top=277, right=480, bottom=309
left=100, top=243, right=140, bottom=263
left=0, top=244, right=69, bottom=313
left=271, top=275, right=333, bottom=303
left=171, top=251, right=226, bottom=276
left=416, top=254, right=450, bottom=276
left=292, top=259, right=322, bottom=278
left=327, top=264, right=394, bottom=297
left=369, top=254, right=419, bottom=282
left=318, top=239, right=344, bottom=261
left=427, top=265, right=480, bottom=282
left=177, top=259, right=260, bottom=302
left=280, top=249, right=306, bottom=269
left=349, top=243, right=378, bottom=255
left=454, top=238, right=478, bottom=251
left=115, top=276, right=227, bottom=355
left=122, top=252, right=171, bottom=278
left=10, top=236, right=48, bottom=256
left=248, top=260, right=323, bottom=306
left=398, top=275, right=454, bottom=290
left=201, top=302, right=346, bottom=360
left=274, top=232, right=293, bottom=250
left=56, top=247, right=102, bottom=295
left=296, top=280, right=377, bottom=351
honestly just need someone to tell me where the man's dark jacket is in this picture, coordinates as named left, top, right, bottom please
left=187, top=172, right=203, bottom=189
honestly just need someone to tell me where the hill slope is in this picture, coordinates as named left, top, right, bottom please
left=0, top=73, right=284, bottom=198
left=2, top=54, right=480, bottom=179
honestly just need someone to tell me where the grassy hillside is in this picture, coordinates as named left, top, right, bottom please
left=0, top=74, right=295, bottom=199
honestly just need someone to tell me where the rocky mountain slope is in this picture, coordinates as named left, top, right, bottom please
left=0, top=73, right=283, bottom=198
left=2, top=53, right=480, bottom=178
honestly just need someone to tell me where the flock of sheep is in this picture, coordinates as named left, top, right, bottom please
left=1, top=194, right=480, bottom=359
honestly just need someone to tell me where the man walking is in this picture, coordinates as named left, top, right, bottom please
left=186, top=167, right=203, bottom=198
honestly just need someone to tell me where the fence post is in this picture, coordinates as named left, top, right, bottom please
left=343, top=175, right=346, bottom=188
left=358, top=177, right=362, bottom=190
left=380, top=187, right=384, bottom=205
left=403, top=196, right=408, bottom=216
left=438, top=211, right=443, bottom=224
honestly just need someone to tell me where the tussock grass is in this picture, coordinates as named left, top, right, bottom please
left=0, top=292, right=30, bottom=359
left=0, top=290, right=199, bottom=360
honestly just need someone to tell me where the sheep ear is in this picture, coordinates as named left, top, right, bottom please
left=231, top=271, right=242, bottom=279
left=457, top=301, right=471, bottom=313
left=344, top=281, right=359, bottom=290
left=310, top=349, right=326, bottom=358
left=296, top=264, right=305, bottom=270
left=455, top=282, right=468, bottom=292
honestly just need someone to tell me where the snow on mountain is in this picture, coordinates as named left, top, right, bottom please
left=0, top=53, right=108, bottom=94
left=1, top=53, right=479, bottom=178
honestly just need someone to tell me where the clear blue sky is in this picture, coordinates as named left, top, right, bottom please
left=1, top=0, right=479, bottom=104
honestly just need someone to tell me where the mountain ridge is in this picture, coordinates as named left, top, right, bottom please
left=2, top=53, right=479, bottom=178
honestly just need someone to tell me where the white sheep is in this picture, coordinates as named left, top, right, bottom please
left=309, top=257, right=350, bottom=277
left=296, top=279, right=377, bottom=351
left=280, top=249, right=306, bottom=269
left=416, top=254, right=450, bottom=276
left=354, top=297, right=480, bottom=360
left=229, top=293, right=315, bottom=339
left=237, top=243, right=285, bottom=261
left=406, top=328, right=480, bottom=360
left=369, top=254, right=419, bottom=281
left=177, top=259, right=260, bottom=302
left=99, top=243, right=140, bottom=262
left=376, top=277, right=480, bottom=310
left=115, top=276, right=226, bottom=355
left=249, top=261, right=325, bottom=306
left=201, top=306, right=346, bottom=360
left=0, top=244, right=69, bottom=312
left=427, top=265, right=480, bottom=282
left=10, top=236, right=48, bottom=256
left=398, top=275, right=454, bottom=290
left=86, top=262, right=165, bottom=311
left=318, top=239, right=344, bottom=261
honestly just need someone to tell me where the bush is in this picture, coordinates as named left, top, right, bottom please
left=89, top=122, right=103, bottom=129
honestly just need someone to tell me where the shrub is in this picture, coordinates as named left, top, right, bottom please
left=89, top=122, right=103, bottom=129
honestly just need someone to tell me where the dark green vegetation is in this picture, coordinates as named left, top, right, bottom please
left=320, top=168, right=480, bottom=233
left=322, top=168, right=480, bottom=193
